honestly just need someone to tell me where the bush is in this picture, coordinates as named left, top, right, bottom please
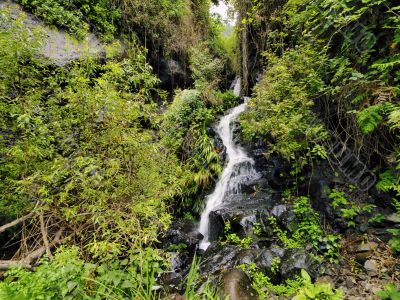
left=241, top=46, right=328, bottom=164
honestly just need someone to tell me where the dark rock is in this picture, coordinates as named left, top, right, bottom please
left=162, top=219, right=203, bottom=251
left=271, top=205, right=287, bottom=218
left=201, top=244, right=316, bottom=283
left=309, top=179, right=332, bottom=214
left=158, top=58, right=191, bottom=90
left=280, top=249, right=317, bottom=280
left=162, top=272, right=183, bottom=292
left=200, top=243, right=240, bottom=276
left=170, top=252, right=189, bottom=272
left=254, top=248, right=285, bottom=274
left=220, top=270, right=258, bottom=300
left=235, top=249, right=259, bottom=265
left=208, top=191, right=278, bottom=241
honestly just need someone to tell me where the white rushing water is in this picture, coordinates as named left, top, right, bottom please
left=198, top=78, right=260, bottom=250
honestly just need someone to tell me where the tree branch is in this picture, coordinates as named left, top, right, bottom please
left=0, top=212, right=35, bottom=235
left=39, top=213, right=52, bottom=260
left=0, top=227, right=65, bottom=271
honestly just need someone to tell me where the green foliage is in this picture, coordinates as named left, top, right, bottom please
left=238, top=262, right=304, bottom=299
left=161, top=89, right=222, bottom=199
left=241, top=46, right=328, bottom=164
left=329, top=190, right=375, bottom=228
left=356, top=104, right=385, bottom=134
left=223, top=221, right=253, bottom=249
left=377, top=284, right=400, bottom=300
left=240, top=265, right=342, bottom=299
left=387, top=199, right=400, bottom=253
left=268, top=196, right=339, bottom=263
left=190, top=42, right=224, bottom=100
left=0, top=247, right=167, bottom=300
left=183, top=256, right=222, bottom=300
left=376, top=170, right=400, bottom=194
left=292, top=270, right=344, bottom=300
left=17, top=0, right=120, bottom=41
left=329, top=190, right=348, bottom=209
left=0, top=12, right=190, bottom=258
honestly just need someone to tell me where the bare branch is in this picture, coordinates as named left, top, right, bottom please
left=39, top=213, right=52, bottom=260
left=0, top=212, right=35, bottom=235
left=0, top=227, right=65, bottom=271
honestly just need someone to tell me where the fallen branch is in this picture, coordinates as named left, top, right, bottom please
left=0, top=212, right=35, bottom=235
left=0, top=227, right=65, bottom=271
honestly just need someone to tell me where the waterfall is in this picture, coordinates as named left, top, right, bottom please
left=198, top=78, right=260, bottom=250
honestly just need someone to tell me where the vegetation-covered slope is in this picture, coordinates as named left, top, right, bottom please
left=0, top=1, right=237, bottom=298
left=1, top=0, right=400, bottom=299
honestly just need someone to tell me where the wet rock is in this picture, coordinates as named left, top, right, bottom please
left=170, top=252, right=189, bottom=272
left=162, top=272, right=183, bottom=292
left=254, top=248, right=285, bottom=274
left=209, top=191, right=278, bottom=241
left=280, top=249, right=316, bottom=280
left=158, top=58, right=191, bottom=90
left=386, top=213, right=400, bottom=224
left=200, top=244, right=240, bottom=276
left=162, top=219, right=203, bottom=251
left=220, top=270, right=258, bottom=300
left=235, top=249, right=259, bottom=265
left=167, top=294, right=184, bottom=300
left=274, top=208, right=297, bottom=233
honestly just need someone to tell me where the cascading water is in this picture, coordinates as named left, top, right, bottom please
left=198, top=78, right=260, bottom=250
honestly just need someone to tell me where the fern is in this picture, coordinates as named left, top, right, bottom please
left=388, top=108, right=400, bottom=129
left=356, top=104, right=384, bottom=134
left=376, top=170, right=398, bottom=192
left=371, top=54, right=400, bottom=72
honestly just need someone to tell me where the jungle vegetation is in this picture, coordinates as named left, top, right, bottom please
left=0, top=0, right=400, bottom=299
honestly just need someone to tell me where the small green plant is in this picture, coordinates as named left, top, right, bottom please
left=224, top=221, right=253, bottom=249
left=268, top=197, right=340, bottom=263
left=268, top=216, right=303, bottom=249
left=329, top=190, right=374, bottom=228
left=184, top=256, right=222, bottom=300
left=271, top=257, right=281, bottom=274
left=329, top=190, right=348, bottom=209
left=311, top=144, right=328, bottom=160
left=387, top=227, right=400, bottom=253
left=238, top=263, right=303, bottom=299
left=376, top=284, right=400, bottom=300
left=377, top=284, right=400, bottom=300
left=167, top=243, right=188, bottom=252
left=369, top=213, right=386, bottom=224
left=253, top=222, right=262, bottom=236
left=292, top=270, right=344, bottom=300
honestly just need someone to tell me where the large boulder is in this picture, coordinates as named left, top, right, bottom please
left=208, top=191, right=279, bottom=242
left=201, top=243, right=317, bottom=281
left=280, top=248, right=317, bottom=280
left=220, top=270, right=258, bottom=300
left=0, top=1, right=110, bottom=66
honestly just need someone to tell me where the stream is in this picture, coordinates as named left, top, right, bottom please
left=198, top=78, right=261, bottom=250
